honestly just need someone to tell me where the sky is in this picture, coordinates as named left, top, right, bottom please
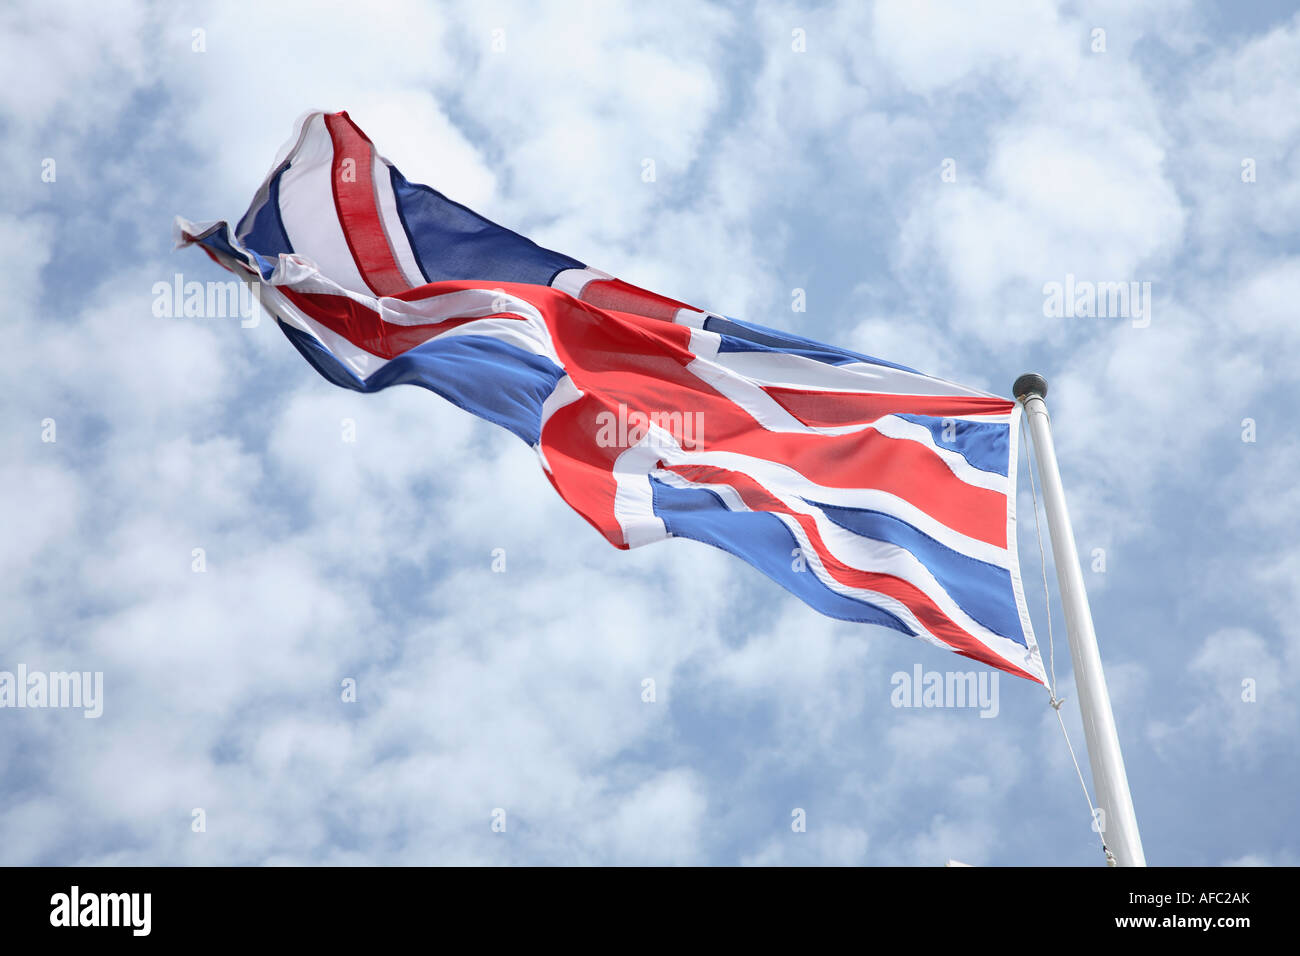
left=1, top=0, right=1298, bottom=866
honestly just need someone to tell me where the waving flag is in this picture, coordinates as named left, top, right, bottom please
left=176, top=110, right=1044, bottom=683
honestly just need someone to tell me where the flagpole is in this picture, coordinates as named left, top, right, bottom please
left=1013, top=373, right=1146, bottom=867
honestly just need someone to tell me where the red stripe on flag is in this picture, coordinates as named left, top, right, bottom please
left=762, top=387, right=1014, bottom=427
left=578, top=278, right=692, bottom=322
left=324, top=112, right=410, bottom=297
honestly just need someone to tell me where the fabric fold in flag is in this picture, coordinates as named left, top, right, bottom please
left=176, top=109, right=1045, bottom=683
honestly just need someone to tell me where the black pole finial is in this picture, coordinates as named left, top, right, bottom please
left=1013, top=373, right=1048, bottom=401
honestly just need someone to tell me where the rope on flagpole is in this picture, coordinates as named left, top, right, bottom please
left=1021, top=414, right=1116, bottom=867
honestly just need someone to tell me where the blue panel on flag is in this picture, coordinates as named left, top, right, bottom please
left=803, top=499, right=1025, bottom=645
left=705, top=315, right=917, bottom=372
left=279, top=322, right=563, bottom=445
left=896, top=414, right=1010, bottom=477
left=650, top=477, right=914, bottom=635
left=237, top=165, right=295, bottom=263
left=389, top=167, right=585, bottom=286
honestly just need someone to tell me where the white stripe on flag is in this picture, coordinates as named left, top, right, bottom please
left=697, top=339, right=1000, bottom=399
left=371, top=158, right=427, bottom=290
left=613, top=430, right=671, bottom=548
left=551, top=267, right=613, bottom=298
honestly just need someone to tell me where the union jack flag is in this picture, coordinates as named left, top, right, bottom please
left=177, top=110, right=1044, bottom=683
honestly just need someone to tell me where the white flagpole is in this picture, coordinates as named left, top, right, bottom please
left=1013, top=373, right=1146, bottom=867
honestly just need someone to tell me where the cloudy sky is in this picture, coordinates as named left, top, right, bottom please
left=2, top=0, right=1298, bottom=866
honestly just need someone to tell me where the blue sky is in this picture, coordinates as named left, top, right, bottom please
left=2, top=0, right=1298, bottom=865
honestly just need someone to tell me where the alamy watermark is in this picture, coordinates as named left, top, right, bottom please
left=152, top=272, right=262, bottom=327
left=50, top=886, right=150, bottom=936
left=890, top=665, right=999, bottom=718
left=0, top=665, right=103, bottom=718
left=594, top=402, right=705, bottom=451
left=1042, top=274, right=1151, bottom=328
